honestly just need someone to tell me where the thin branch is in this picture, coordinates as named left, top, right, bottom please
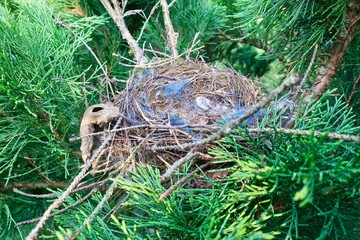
left=103, top=194, right=129, bottom=221
left=117, top=45, right=204, bottom=68
left=159, top=162, right=211, bottom=201
left=346, top=77, right=360, bottom=104
left=161, top=150, right=201, bottom=180
left=298, top=44, right=318, bottom=90
left=69, top=122, right=216, bottom=142
left=25, top=117, right=123, bottom=240
left=247, top=127, right=360, bottom=143
left=0, top=182, right=66, bottom=192
left=15, top=188, right=97, bottom=227
left=100, top=0, right=144, bottom=64
left=13, top=188, right=57, bottom=199
left=152, top=75, right=301, bottom=152
left=160, top=0, right=178, bottom=57
left=56, top=20, right=115, bottom=100
left=137, top=2, right=160, bottom=42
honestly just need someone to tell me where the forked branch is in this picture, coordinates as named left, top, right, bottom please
left=100, top=0, right=145, bottom=64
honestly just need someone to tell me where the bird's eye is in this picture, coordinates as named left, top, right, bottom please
left=92, top=107, right=104, bottom=112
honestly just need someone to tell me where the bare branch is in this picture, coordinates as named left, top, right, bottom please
left=137, top=2, right=160, bottom=42
left=0, top=182, right=66, bottom=192
left=100, top=0, right=145, bottom=64
left=56, top=20, right=115, bottom=100
left=13, top=188, right=57, bottom=199
left=247, top=128, right=360, bottom=143
left=160, top=0, right=178, bottom=57
left=161, top=151, right=201, bottom=180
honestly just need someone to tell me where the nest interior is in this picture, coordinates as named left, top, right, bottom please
left=103, top=60, right=264, bottom=171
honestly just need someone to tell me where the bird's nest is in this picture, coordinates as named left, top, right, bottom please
left=91, top=60, right=264, bottom=174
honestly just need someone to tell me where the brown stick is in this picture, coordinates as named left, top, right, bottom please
left=346, top=77, right=360, bottom=104
left=160, top=0, right=179, bottom=57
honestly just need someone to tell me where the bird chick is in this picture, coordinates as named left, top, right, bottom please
left=80, top=103, right=120, bottom=165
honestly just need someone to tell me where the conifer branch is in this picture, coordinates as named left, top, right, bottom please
left=159, top=162, right=211, bottom=201
left=56, top=19, right=115, bottom=100
left=25, top=117, right=123, bottom=240
left=346, top=77, right=360, bottom=104
left=15, top=189, right=97, bottom=227
left=247, top=128, right=360, bottom=143
left=70, top=131, right=154, bottom=239
left=310, top=3, right=360, bottom=101
left=160, top=0, right=179, bottom=57
left=99, top=0, right=145, bottom=64
left=297, top=44, right=318, bottom=90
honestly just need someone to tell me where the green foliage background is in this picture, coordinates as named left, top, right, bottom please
left=0, top=0, right=359, bottom=239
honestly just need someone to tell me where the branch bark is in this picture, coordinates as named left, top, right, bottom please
left=160, top=0, right=179, bottom=57
left=310, top=3, right=360, bottom=101
left=0, top=182, right=66, bottom=191
left=100, top=0, right=144, bottom=64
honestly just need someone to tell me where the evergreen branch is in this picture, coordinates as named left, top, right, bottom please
left=297, top=44, right=318, bottom=90
left=15, top=188, right=97, bottom=227
left=310, top=4, right=360, bottom=101
left=160, top=0, right=179, bottom=57
left=346, top=77, right=360, bottom=104
left=70, top=131, right=154, bottom=239
left=0, top=182, right=66, bottom=192
left=13, top=188, right=57, bottom=199
left=25, top=117, right=123, bottom=240
left=247, top=128, right=360, bottom=143
left=159, top=162, right=211, bottom=201
left=151, top=74, right=301, bottom=152
left=56, top=19, right=115, bottom=100
left=161, top=150, right=201, bottom=180
left=103, top=194, right=129, bottom=221
left=100, top=0, right=145, bottom=64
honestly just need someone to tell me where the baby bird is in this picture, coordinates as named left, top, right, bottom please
left=80, top=103, right=120, bottom=166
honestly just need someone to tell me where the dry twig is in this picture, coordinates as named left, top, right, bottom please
left=13, top=188, right=57, bottom=199
left=100, top=0, right=145, bottom=64
left=247, top=127, right=360, bottom=143
left=160, top=0, right=178, bottom=57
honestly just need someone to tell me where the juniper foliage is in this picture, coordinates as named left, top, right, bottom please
left=0, top=0, right=359, bottom=239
